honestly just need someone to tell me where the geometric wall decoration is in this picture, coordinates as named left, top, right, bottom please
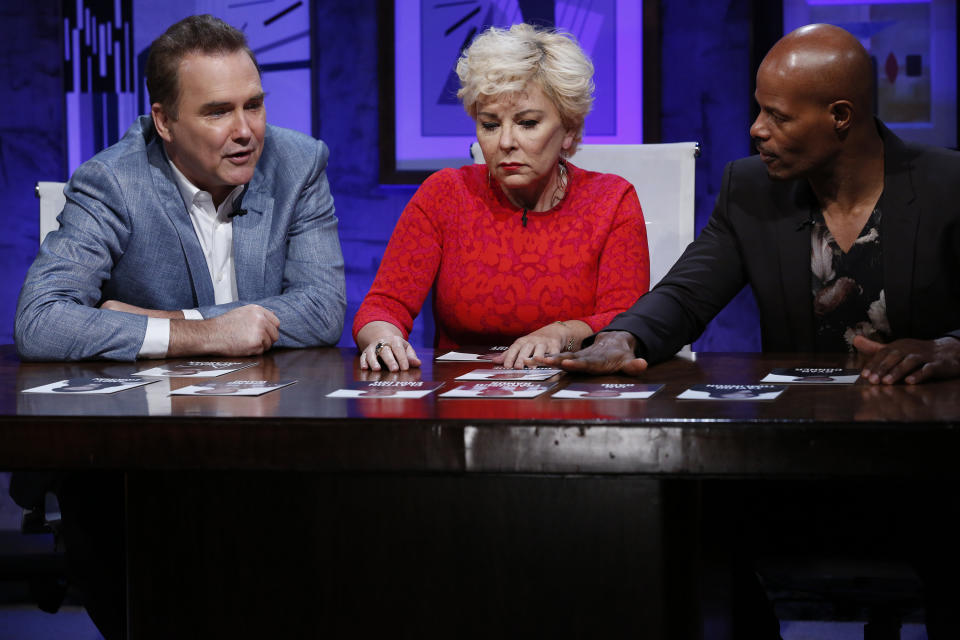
left=784, top=0, right=957, bottom=147
left=63, top=0, right=137, bottom=173
left=384, top=0, right=644, bottom=181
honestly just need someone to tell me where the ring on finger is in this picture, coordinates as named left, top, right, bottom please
left=374, top=340, right=389, bottom=357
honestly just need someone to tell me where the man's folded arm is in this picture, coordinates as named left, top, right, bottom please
left=15, top=164, right=147, bottom=362
left=194, top=139, right=346, bottom=347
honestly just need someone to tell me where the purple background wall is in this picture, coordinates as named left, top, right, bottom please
left=0, top=5, right=67, bottom=348
left=661, top=0, right=762, bottom=351
left=0, top=0, right=766, bottom=352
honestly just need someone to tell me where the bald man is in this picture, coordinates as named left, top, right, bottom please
left=541, top=24, right=960, bottom=639
left=543, top=23, right=960, bottom=384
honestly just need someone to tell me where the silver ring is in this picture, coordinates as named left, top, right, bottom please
left=374, top=340, right=389, bottom=357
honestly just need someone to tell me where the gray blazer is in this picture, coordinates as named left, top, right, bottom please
left=15, top=116, right=346, bottom=361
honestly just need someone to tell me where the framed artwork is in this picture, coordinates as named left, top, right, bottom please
left=783, top=0, right=957, bottom=148
left=379, top=0, right=656, bottom=184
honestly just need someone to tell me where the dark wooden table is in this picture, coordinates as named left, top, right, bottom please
left=3, top=345, right=960, bottom=638
left=4, top=345, right=960, bottom=475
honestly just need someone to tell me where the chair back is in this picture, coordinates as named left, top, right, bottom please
left=470, top=142, right=698, bottom=287
left=36, top=182, right=66, bottom=246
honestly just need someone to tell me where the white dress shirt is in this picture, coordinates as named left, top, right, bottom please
left=138, top=161, right=244, bottom=358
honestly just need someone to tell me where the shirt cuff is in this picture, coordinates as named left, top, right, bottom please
left=138, top=318, right=170, bottom=359
left=182, top=308, right=203, bottom=320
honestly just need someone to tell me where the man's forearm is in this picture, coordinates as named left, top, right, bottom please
left=101, top=299, right=185, bottom=319
left=167, top=305, right=280, bottom=357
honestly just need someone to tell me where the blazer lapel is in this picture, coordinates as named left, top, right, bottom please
left=774, top=181, right=817, bottom=350
left=877, top=125, right=919, bottom=338
left=232, top=174, right=273, bottom=302
left=146, top=140, right=216, bottom=307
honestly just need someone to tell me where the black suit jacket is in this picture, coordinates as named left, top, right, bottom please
left=604, top=122, right=960, bottom=364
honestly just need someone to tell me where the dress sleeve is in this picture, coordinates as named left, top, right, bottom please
left=570, top=181, right=650, bottom=331
left=352, top=173, right=447, bottom=342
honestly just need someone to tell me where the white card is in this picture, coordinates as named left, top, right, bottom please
left=439, top=382, right=555, bottom=398
left=22, top=377, right=158, bottom=395
left=135, top=361, right=256, bottom=378
left=552, top=383, right=663, bottom=399
left=455, top=367, right=563, bottom=381
left=170, top=380, right=296, bottom=396
left=326, top=381, right=444, bottom=398
left=761, top=368, right=860, bottom=384
left=435, top=347, right=508, bottom=362
left=677, top=384, right=786, bottom=401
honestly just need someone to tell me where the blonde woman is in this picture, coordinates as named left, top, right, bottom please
left=355, top=23, right=649, bottom=370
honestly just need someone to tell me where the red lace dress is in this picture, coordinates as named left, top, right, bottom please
left=353, top=162, right=650, bottom=349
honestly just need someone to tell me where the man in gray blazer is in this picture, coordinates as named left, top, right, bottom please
left=10, top=14, right=345, bottom=639
left=15, top=14, right=345, bottom=362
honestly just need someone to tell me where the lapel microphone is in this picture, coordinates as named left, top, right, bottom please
left=227, top=186, right=248, bottom=218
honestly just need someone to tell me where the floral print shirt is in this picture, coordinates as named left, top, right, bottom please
left=811, top=207, right=891, bottom=352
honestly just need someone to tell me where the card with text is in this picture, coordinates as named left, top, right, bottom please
left=22, top=377, right=158, bottom=395
left=439, top=382, right=555, bottom=398
left=326, top=381, right=444, bottom=398
left=677, top=384, right=786, bottom=401
left=455, top=367, right=563, bottom=381
left=435, top=347, right=509, bottom=362
left=169, top=380, right=296, bottom=396
left=761, top=367, right=861, bottom=384
left=135, top=361, right=256, bottom=378
left=552, top=383, right=664, bottom=399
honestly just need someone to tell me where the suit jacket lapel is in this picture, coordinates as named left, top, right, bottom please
left=146, top=139, right=216, bottom=307
left=774, top=181, right=817, bottom=350
left=877, top=124, right=919, bottom=338
left=232, top=172, right=273, bottom=302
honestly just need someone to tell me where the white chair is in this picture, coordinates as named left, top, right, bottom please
left=470, top=142, right=698, bottom=287
left=35, top=181, right=66, bottom=246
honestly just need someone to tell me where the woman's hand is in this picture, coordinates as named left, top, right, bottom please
left=493, top=319, right=593, bottom=369
left=356, top=321, right=422, bottom=372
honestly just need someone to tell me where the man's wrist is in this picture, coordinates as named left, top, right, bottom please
left=169, top=316, right=217, bottom=357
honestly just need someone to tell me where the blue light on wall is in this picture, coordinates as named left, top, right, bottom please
left=392, top=0, right=643, bottom=174
left=64, top=0, right=137, bottom=173
left=784, top=0, right=957, bottom=147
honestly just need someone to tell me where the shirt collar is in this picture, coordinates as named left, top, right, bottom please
left=166, top=157, right=245, bottom=214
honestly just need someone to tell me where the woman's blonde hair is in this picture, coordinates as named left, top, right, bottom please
left=456, top=23, right=595, bottom=155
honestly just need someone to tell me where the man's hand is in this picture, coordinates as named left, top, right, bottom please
left=853, top=335, right=960, bottom=384
left=101, top=300, right=184, bottom=319
left=169, top=304, right=280, bottom=357
left=535, top=330, right=649, bottom=376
